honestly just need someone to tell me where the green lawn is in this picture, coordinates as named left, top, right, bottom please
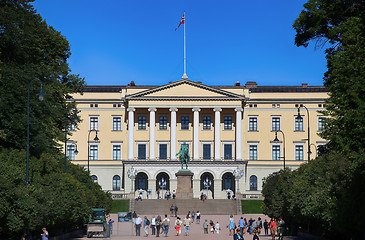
left=241, top=200, right=263, bottom=214
left=111, top=200, right=130, bottom=213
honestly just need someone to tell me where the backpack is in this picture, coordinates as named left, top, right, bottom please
left=146, top=219, right=150, bottom=225
left=164, top=219, right=169, bottom=226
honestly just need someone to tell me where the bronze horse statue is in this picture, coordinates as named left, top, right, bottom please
left=176, top=142, right=190, bottom=169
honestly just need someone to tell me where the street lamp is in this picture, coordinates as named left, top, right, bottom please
left=127, top=166, right=138, bottom=192
left=203, top=177, right=211, bottom=199
left=296, top=106, right=311, bottom=162
left=273, top=130, right=286, bottom=169
left=26, top=78, right=45, bottom=186
left=158, top=177, right=167, bottom=199
left=64, top=108, right=79, bottom=173
left=233, top=167, right=244, bottom=193
left=87, top=129, right=99, bottom=172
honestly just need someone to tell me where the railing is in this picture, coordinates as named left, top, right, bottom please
left=111, top=193, right=130, bottom=199
left=241, top=194, right=264, bottom=200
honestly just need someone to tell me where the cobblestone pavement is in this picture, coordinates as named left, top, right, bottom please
left=72, top=214, right=303, bottom=240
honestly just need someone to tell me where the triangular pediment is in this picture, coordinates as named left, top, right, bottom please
left=126, top=79, right=245, bottom=101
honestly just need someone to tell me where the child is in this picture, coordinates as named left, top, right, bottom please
left=215, top=221, right=220, bottom=234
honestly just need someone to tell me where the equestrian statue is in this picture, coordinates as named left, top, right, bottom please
left=176, top=142, right=190, bottom=169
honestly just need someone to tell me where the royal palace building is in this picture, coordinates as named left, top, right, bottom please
left=67, top=79, right=329, bottom=199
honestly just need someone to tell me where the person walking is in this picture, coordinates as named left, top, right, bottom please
left=170, top=204, right=174, bottom=216
left=132, top=211, right=137, bottom=224
left=238, top=216, right=245, bottom=235
left=163, top=214, right=170, bottom=237
left=233, top=228, right=243, bottom=240
left=183, top=216, right=191, bottom=236
left=151, top=216, right=156, bottom=235
left=108, top=219, right=115, bottom=235
left=175, top=217, right=182, bottom=236
left=269, top=218, right=277, bottom=240
left=135, top=215, right=142, bottom=236
left=263, top=219, right=269, bottom=235
left=215, top=221, right=220, bottom=234
left=209, top=220, right=215, bottom=234
left=277, top=218, right=285, bottom=240
left=196, top=210, right=201, bottom=224
left=174, top=205, right=178, bottom=217
left=191, top=211, right=195, bottom=223
left=157, top=188, right=160, bottom=199
left=228, top=215, right=235, bottom=236
left=156, top=216, right=161, bottom=237
left=203, top=219, right=209, bottom=234
left=41, top=227, right=48, bottom=240
left=143, top=216, right=150, bottom=237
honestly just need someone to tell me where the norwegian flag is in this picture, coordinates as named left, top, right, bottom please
left=175, top=13, right=185, bottom=31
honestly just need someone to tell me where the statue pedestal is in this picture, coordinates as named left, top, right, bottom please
left=175, top=170, right=194, bottom=199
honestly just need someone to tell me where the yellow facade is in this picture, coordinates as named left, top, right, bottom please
left=68, top=79, right=328, bottom=199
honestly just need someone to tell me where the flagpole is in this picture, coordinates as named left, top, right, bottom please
left=182, top=11, right=188, bottom=79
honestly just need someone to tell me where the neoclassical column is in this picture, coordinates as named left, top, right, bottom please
left=214, top=108, right=222, bottom=160
left=170, top=108, right=178, bottom=160
left=235, top=107, right=243, bottom=161
left=192, top=108, right=200, bottom=160
left=149, top=107, right=157, bottom=160
left=127, top=107, right=135, bottom=160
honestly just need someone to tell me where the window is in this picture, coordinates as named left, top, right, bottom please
left=272, top=145, right=281, bottom=160
left=318, top=117, right=326, bottom=131
left=91, top=175, right=98, bottom=183
left=181, top=116, right=189, bottom=130
left=159, top=116, right=168, bottom=130
left=138, top=144, right=146, bottom=160
left=95, top=104, right=98, bottom=108
left=136, top=173, right=148, bottom=190
left=222, top=172, right=234, bottom=191
left=203, top=144, right=211, bottom=160
left=249, top=145, right=258, bottom=160
left=271, top=117, right=280, bottom=131
left=90, top=116, right=99, bottom=130
left=90, top=145, right=98, bottom=160
left=224, top=116, right=232, bottom=130
left=113, top=175, right=121, bottom=190
left=250, top=175, right=258, bottom=191
left=66, top=144, right=76, bottom=160
left=203, top=116, right=211, bottom=130
left=295, top=145, right=304, bottom=160
left=138, top=116, right=147, bottom=130
left=159, top=144, right=167, bottom=160
left=224, top=144, right=232, bottom=160
left=295, top=116, right=304, bottom=131
left=249, top=117, right=258, bottom=131
left=113, top=145, right=121, bottom=160
left=113, top=117, right=122, bottom=131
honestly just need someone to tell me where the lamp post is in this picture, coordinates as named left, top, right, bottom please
left=87, top=129, right=99, bottom=172
left=296, top=106, right=311, bottom=162
left=158, top=177, right=167, bottom=199
left=26, top=78, right=45, bottom=186
left=127, top=166, right=138, bottom=192
left=64, top=108, right=79, bottom=173
left=233, top=167, right=244, bottom=193
left=273, top=130, right=286, bottom=169
left=203, top=177, right=211, bottom=199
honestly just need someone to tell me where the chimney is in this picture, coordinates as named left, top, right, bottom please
left=245, top=81, right=258, bottom=89
left=302, top=83, right=308, bottom=88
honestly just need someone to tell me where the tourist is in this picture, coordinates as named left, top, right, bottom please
left=253, top=230, right=260, bottom=240
left=209, top=220, right=215, bottom=234
left=233, top=228, right=243, bottom=240
left=151, top=216, right=156, bottom=235
left=183, top=215, right=191, bottom=236
left=156, top=215, right=161, bottom=237
left=108, top=219, right=115, bottom=235
left=257, top=217, right=262, bottom=234
left=228, top=215, right=235, bottom=236
left=143, top=216, right=150, bottom=237
left=174, top=205, right=178, bottom=217
left=175, top=217, right=182, bottom=236
left=135, top=215, right=142, bottom=236
left=191, top=211, right=195, bottom=223
left=41, top=227, right=48, bottom=240
left=170, top=204, right=174, bottom=216
left=215, top=221, right=220, bottom=234
left=200, top=192, right=204, bottom=201
left=196, top=210, right=201, bottom=224
left=238, top=216, right=245, bottom=235
left=252, top=219, right=257, bottom=234
left=172, top=189, right=176, bottom=199
left=132, top=211, right=137, bottom=224
left=244, top=218, right=248, bottom=234
left=163, top=214, right=170, bottom=237
left=269, top=218, right=277, bottom=240
left=157, top=188, right=160, bottom=199
left=203, top=219, right=209, bottom=234
left=277, top=217, right=285, bottom=240
left=263, top=219, right=269, bottom=235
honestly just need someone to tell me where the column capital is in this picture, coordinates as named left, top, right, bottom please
left=169, top=107, right=178, bottom=112
left=127, top=107, right=135, bottom=112
left=192, top=107, right=201, bottom=112
left=235, top=107, right=244, bottom=112
left=148, top=107, right=157, bottom=112
left=213, top=107, right=222, bottom=112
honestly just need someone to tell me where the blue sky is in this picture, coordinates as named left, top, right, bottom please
left=32, top=0, right=327, bottom=86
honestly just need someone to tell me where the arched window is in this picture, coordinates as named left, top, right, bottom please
left=222, top=172, right=235, bottom=192
left=200, top=172, right=214, bottom=199
left=113, top=175, right=121, bottom=190
left=156, top=172, right=170, bottom=191
left=250, top=175, right=258, bottom=191
left=91, top=175, right=98, bottom=183
left=135, top=172, right=148, bottom=191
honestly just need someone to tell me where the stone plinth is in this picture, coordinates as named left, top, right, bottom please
left=175, top=170, right=194, bottom=199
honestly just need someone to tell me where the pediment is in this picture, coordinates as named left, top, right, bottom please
left=125, top=79, right=245, bottom=101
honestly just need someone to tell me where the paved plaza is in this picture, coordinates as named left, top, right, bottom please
left=72, top=213, right=302, bottom=240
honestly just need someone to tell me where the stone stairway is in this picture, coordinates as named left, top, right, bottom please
left=133, top=199, right=238, bottom=215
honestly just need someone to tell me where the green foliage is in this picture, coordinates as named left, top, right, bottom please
left=111, top=200, right=130, bottom=213
left=241, top=200, right=263, bottom=214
